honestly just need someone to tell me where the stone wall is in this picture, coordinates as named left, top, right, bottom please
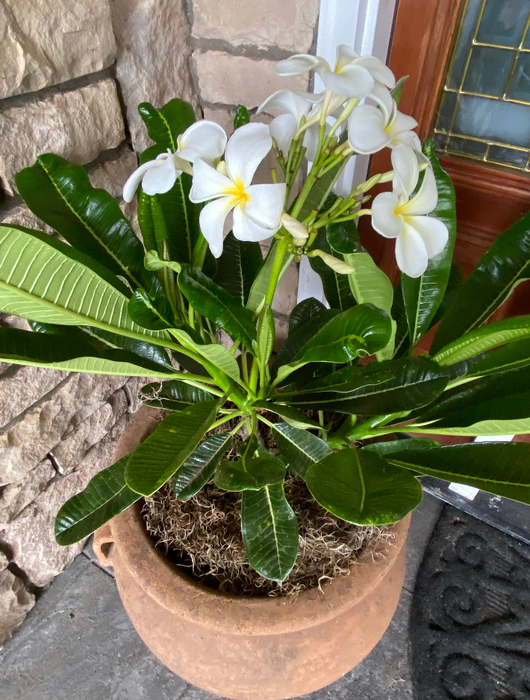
left=0, top=0, right=320, bottom=645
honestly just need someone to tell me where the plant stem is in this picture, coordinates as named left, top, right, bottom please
left=264, top=236, right=289, bottom=307
left=209, top=411, right=244, bottom=431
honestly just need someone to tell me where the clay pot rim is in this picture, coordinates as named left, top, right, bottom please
left=108, top=502, right=410, bottom=636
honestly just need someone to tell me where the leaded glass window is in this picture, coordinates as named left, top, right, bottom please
left=434, top=0, right=530, bottom=171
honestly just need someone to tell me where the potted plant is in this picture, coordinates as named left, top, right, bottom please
left=2, top=45, right=530, bottom=699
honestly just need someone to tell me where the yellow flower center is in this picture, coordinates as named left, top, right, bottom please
left=224, top=177, right=250, bottom=208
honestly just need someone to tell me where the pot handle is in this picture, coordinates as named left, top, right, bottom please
left=93, top=522, right=115, bottom=567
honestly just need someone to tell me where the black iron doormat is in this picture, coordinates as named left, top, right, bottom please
left=411, top=506, right=530, bottom=700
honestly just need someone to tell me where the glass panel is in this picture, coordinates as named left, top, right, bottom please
left=453, top=95, right=530, bottom=146
left=434, top=0, right=530, bottom=172
left=506, top=53, right=530, bottom=100
left=463, top=46, right=515, bottom=95
left=476, top=0, right=530, bottom=47
left=488, top=145, right=529, bottom=166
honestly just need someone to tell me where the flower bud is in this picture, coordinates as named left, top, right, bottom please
left=216, top=160, right=229, bottom=176
left=308, top=249, right=355, bottom=274
left=281, top=212, right=309, bottom=245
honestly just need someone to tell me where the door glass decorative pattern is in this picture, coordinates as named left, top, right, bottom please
left=434, top=0, right=530, bottom=171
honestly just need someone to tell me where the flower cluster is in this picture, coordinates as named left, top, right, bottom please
left=123, top=45, right=448, bottom=278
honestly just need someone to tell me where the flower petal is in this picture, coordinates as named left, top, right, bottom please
left=142, top=155, right=178, bottom=196
left=189, top=158, right=233, bottom=203
left=393, top=130, right=422, bottom=152
left=355, top=56, right=396, bottom=88
left=369, top=82, right=393, bottom=123
left=303, top=123, right=321, bottom=162
left=275, top=54, right=328, bottom=76
left=347, top=105, right=391, bottom=154
left=335, top=44, right=358, bottom=70
left=258, top=89, right=312, bottom=122
left=391, top=144, right=419, bottom=199
left=324, top=64, right=374, bottom=98
left=404, top=167, right=438, bottom=215
left=244, top=183, right=286, bottom=229
left=372, top=192, right=404, bottom=239
left=123, top=160, right=158, bottom=202
left=395, top=223, right=429, bottom=278
left=233, top=206, right=277, bottom=243
left=408, top=216, right=449, bottom=258
left=389, top=110, right=418, bottom=138
left=270, top=114, right=298, bottom=155
left=225, top=122, right=272, bottom=187
left=177, top=120, right=227, bottom=163
left=199, top=197, right=234, bottom=258
left=281, top=212, right=308, bottom=242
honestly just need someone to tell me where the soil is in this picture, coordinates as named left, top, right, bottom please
left=142, top=478, right=394, bottom=598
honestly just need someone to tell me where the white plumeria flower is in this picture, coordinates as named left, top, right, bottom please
left=275, top=45, right=395, bottom=99
left=348, top=83, right=421, bottom=155
left=258, top=90, right=323, bottom=161
left=189, top=123, right=286, bottom=258
left=123, top=120, right=227, bottom=202
left=371, top=145, right=448, bottom=278
left=281, top=212, right=309, bottom=246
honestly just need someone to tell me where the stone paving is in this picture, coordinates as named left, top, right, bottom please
left=0, top=493, right=443, bottom=700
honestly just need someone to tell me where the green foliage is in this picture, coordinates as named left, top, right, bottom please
left=173, top=433, right=233, bottom=500
left=213, top=233, right=263, bottom=305
left=234, top=105, right=251, bottom=129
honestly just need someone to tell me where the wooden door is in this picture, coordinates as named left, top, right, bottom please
left=362, top=0, right=530, bottom=313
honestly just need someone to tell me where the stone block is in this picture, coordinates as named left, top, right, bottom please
left=0, top=459, right=56, bottom=528
left=0, top=373, right=129, bottom=487
left=272, top=311, right=289, bottom=351
left=110, top=0, right=200, bottom=152
left=88, top=150, right=138, bottom=200
left=0, top=569, right=35, bottom=647
left=194, top=51, right=309, bottom=108
left=0, top=79, right=125, bottom=195
left=51, top=389, right=129, bottom=475
left=0, top=366, right=69, bottom=429
left=1, top=414, right=128, bottom=588
left=0, top=0, right=116, bottom=99
left=191, top=0, right=320, bottom=53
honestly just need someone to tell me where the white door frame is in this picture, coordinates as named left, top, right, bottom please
left=297, top=0, right=398, bottom=304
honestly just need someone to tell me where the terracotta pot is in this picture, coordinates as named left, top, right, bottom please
left=94, top=406, right=410, bottom=700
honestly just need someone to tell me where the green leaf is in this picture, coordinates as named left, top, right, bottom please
left=270, top=422, right=332, bottom=479
left=15, top=154, right=158, bottom=295
left=287, top=357, right=449, bottom=415
left=241, top=483, right=299, bottom=581
left=173, top=433, right=232, bottom=500
left=255, top=304, right=275, bottom=376
left=391, top=75, right=408, bottom=106
left=82, top=326, right=174, bottom=373
left=0, top=226, right=168, bottom=343
left=171, top=329, right=241, bottom=382
left=178, top=264, right=257, bottom=351
left=467, top=338, right=530, bottom=378
left=308, top=231, right=356, bottom=311
left=433, top=315, right=530, bottom=366
left=288, top=297, right=327, bottom=334
left=298, top=163, right=343, bottom=220
left=55, top=457, right=140, bottom=546
left=140, top=378, right=215, bottom=410
left=253, top=400, right=319, bottom=429
left=214, top=453, right=286, bottom=491
left=213, top=232, right=263, bottom=305
left=234, top=105, right=250, bottom=129
left=271, top=307, right=339, bottom=378
left=327, top=219, right=362, bottom=255
left=138, top=98, right=196, bottom=150
left=432, top=209, right=530, bottom=354
left=413, top=364, right=530, bottom=435
left=390, top=279, right=410, bottom=358
left=293, top=303, right=392, bottom=365
left=246, top=242, right=293, bottom=315
left=306, top=448, right=422, bottom=525
left=387, top=443, right=530, bottom=505
left=401, top=140, right=457, bottom=348
left=0, top=326, right=176, bottom=377
left=343, top=250, right=395, bottom=360
left=125, top=400, right=220, bottom=496
left=144, top=250, right=182, bottom=274
left=138, top=179, right=200, bottom=266
left=361, top=438, right=440, bottom=456
left=127, top=289, right=175, bottom=330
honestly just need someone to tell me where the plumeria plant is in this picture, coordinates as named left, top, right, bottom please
left=2, top=46, right=530, bottom=581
